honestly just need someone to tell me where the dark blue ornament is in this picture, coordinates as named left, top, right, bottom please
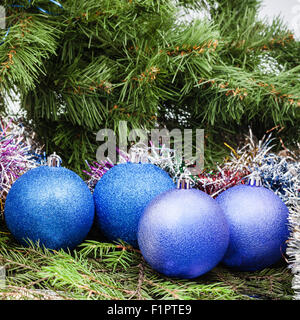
left=216, top=184, right=290, bottom=271
left=93, top=162, right=175, bottom=247
left=137, top=188, right=230, bottom=279
left=4, top=166, right=95, bottom=250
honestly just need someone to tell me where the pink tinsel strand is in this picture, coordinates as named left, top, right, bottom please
left=0, top=118, right=41, bottom=202
left=83, top=160, right=114, bottom=191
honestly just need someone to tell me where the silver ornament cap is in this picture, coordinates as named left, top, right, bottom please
left=177, top=178, right=191, bottom=190
left=248, top=171, right=262, bottom=187
left=47, top=152, right=62, bottom=167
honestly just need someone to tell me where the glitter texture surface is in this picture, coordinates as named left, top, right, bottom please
left=216, top=185, right=290, bottom=271
left=93, top=162, right=175, bottom=247
left=137, top=189, right=230, bottom=279
left=4, top=166, right=95, bottom=250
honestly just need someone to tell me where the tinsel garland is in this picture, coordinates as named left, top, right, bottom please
left=0, top=117, right=44, bottom=209
left=84, top=142, right=191, bottom=191
left=84, top=130, right=299, bottom=201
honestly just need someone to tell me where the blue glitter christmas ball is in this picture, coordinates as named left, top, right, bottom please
left=4, top=166, right=95, bottom=250
left=216, top=184, right=290, bottom=271
left=93, top=162, right=175, bottom=247
left=137, top=188, right=230, bottom=279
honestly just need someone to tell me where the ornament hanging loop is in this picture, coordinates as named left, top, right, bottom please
left=47, top=152, right=62, bottom=167
left=177, top=178, right=191, bottom=190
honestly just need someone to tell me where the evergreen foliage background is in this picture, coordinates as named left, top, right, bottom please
left=0, top=0, right=299, bottom=173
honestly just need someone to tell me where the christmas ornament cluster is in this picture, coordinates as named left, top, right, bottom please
left=3, top=139, right=291, bottom=279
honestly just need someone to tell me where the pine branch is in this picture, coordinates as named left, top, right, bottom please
left=0, top=11, right=61, bottom=92
left=0, top=223, right=294, bottom=301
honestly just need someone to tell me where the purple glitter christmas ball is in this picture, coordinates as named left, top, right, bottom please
left=138, top=188, right=229, bottom=279
left=216, top=184, right=290, bottom=271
